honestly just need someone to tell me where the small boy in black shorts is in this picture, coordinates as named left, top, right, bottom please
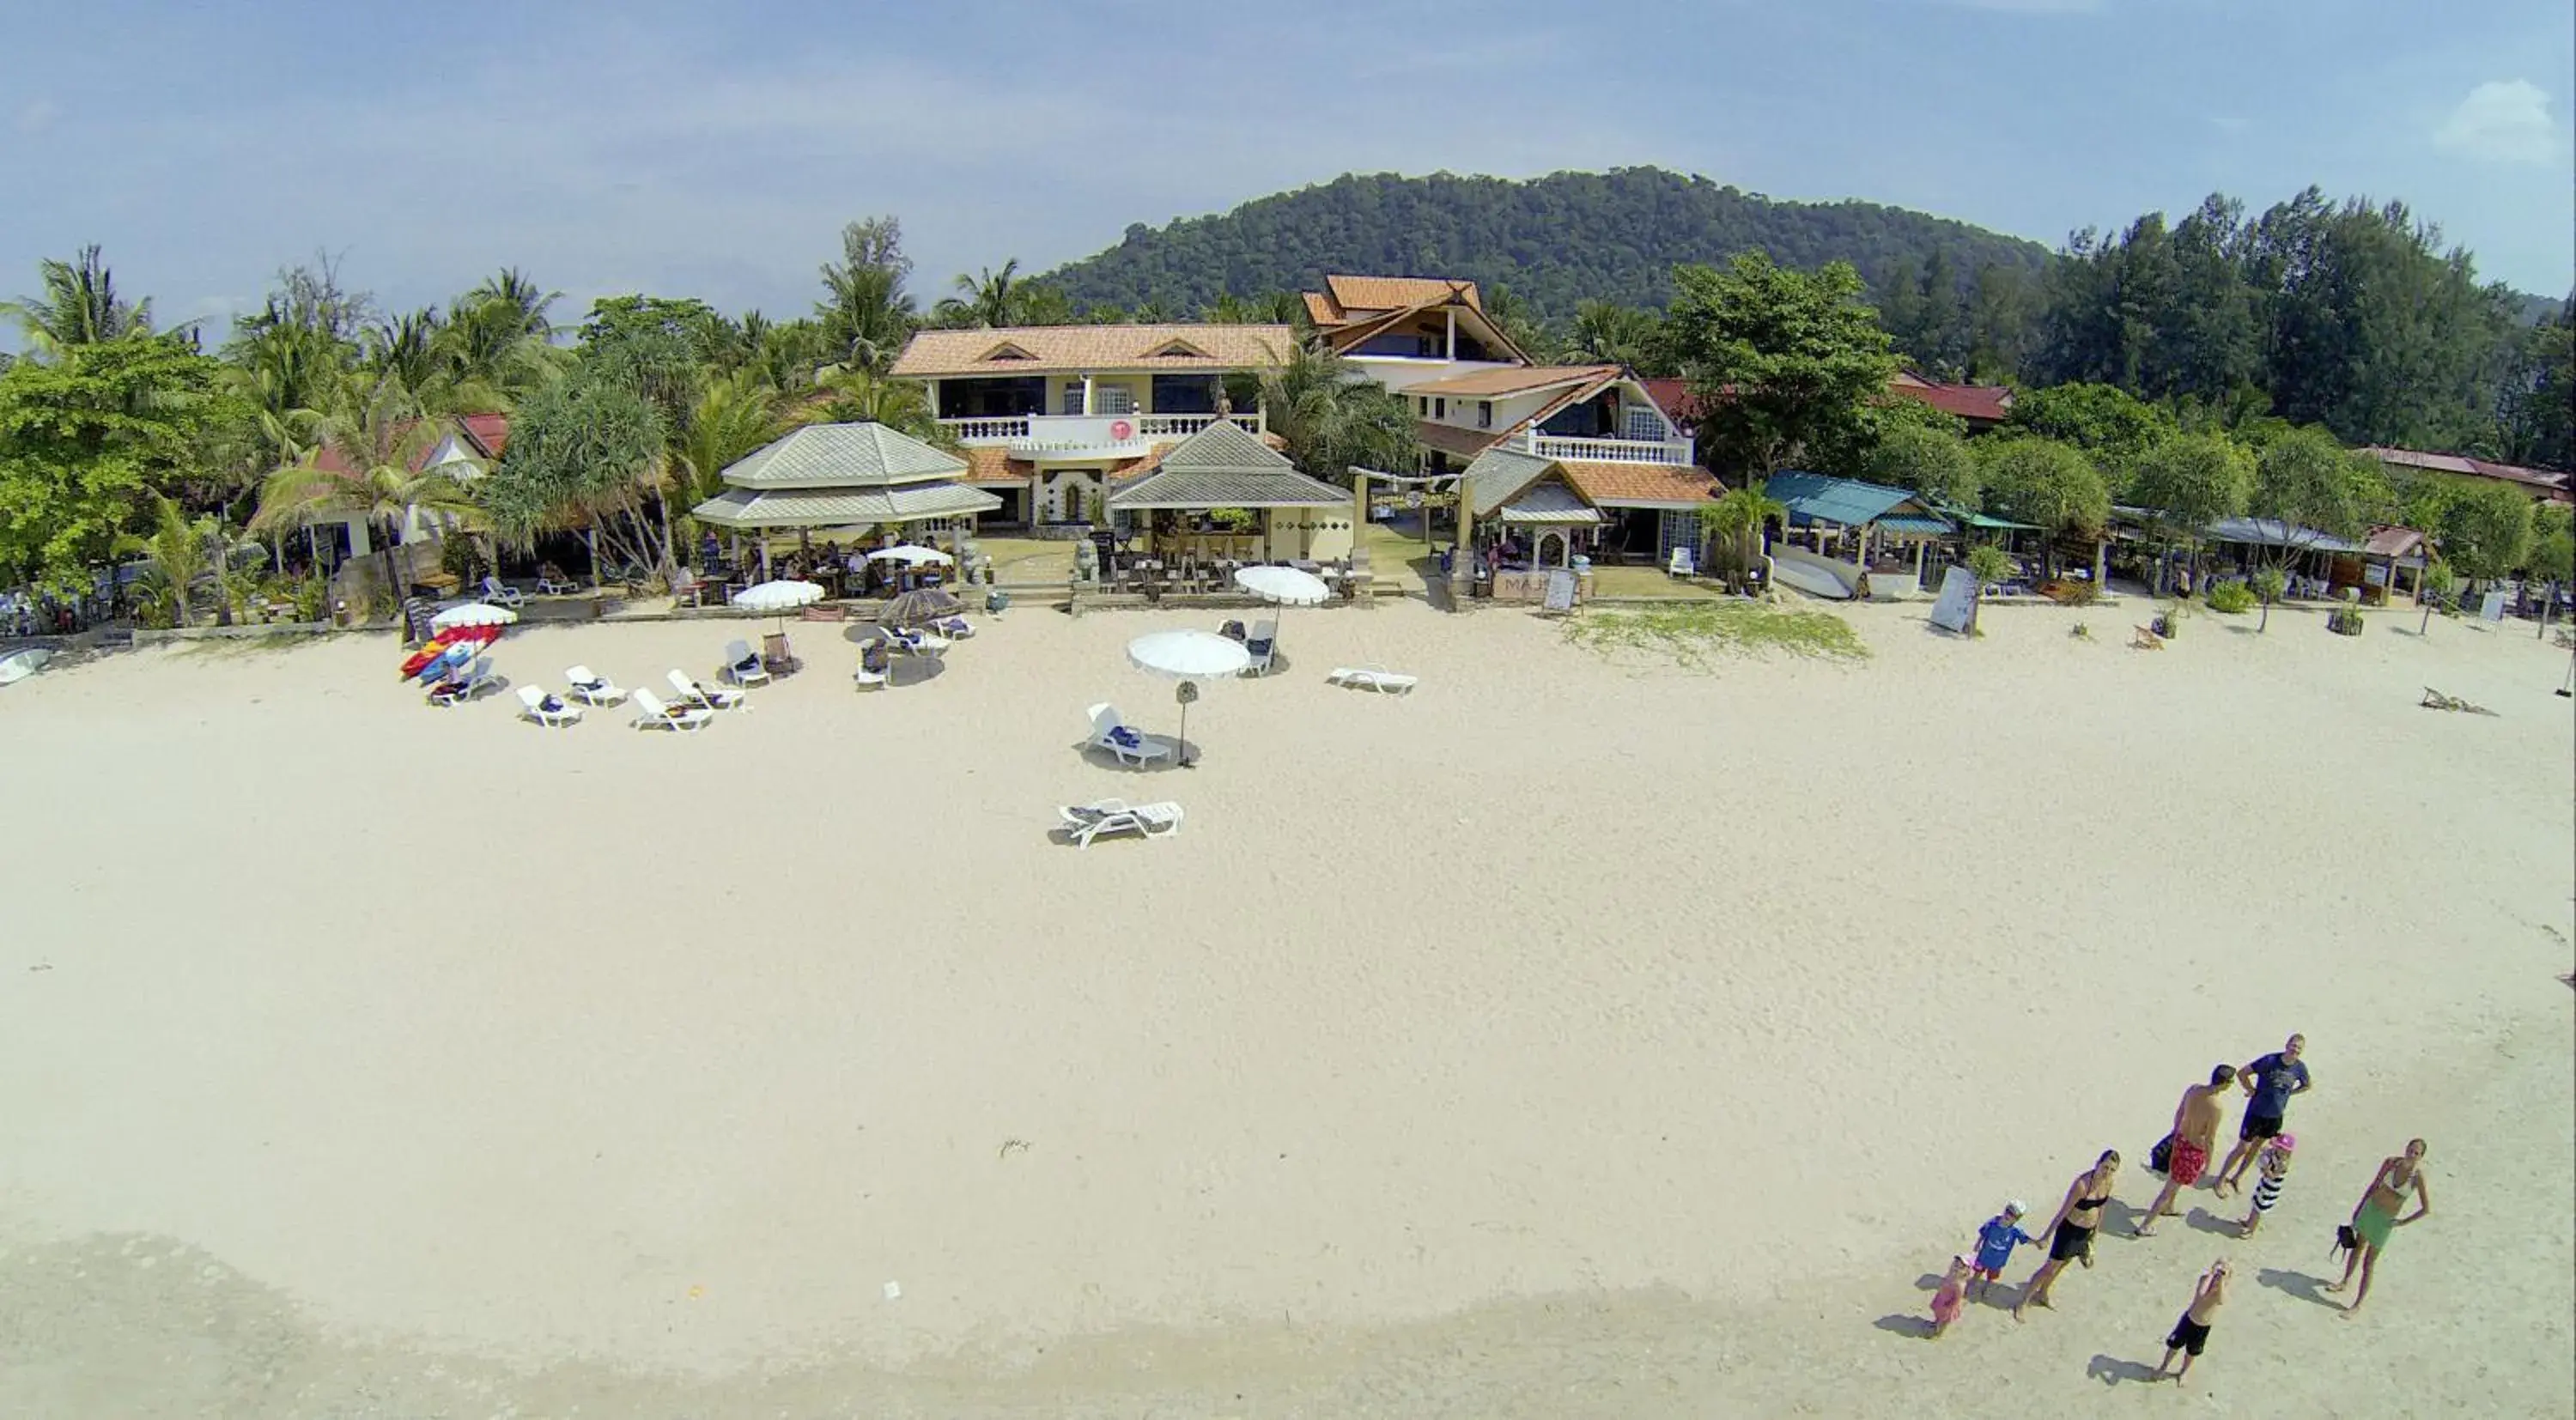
left=2153, top=1259, right=2230, bottom=1386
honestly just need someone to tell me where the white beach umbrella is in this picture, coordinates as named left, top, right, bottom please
left=731, top=577, right=827, bottom=638
left=430, top=601, right=519, bottom=632
left=1127, top=629, right=1251, bottom=768
left=1232, top=564, right=1330, bottom=607
left=866, top=546, right=955, bottom=567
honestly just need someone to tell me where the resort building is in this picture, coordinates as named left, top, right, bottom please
left=1406, top=363, right=1698, bottom=475
left=1458, top=444, right=1726, bottom=573
left=2358, top=446, right=2573, bottom=505
left=1759, top=471, right=1961, bottom=600
left=1299, top=275, right=1531, bottom=393
left=1886, top=373, right=2015, bottom=433
left=1106, top=418, right=1357, bottom=567
left=890, top=324, right=1291, bottom=529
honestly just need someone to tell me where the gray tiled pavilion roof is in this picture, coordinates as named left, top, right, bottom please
left=692, top=482, right=1000, bottom=530
left=1461, top=446, right=1556, bottom=518
left=1109, top=417, right=1351, bottom=510
left=714, top=422, right=969, bottom=491
left=1494, top=478, right=1600, bottom=525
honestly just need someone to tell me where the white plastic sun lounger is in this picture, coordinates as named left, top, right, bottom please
left=853, top=644, right=891, bottom=690
left=722, top=638, right=773, bottom=686
left=428, top=655, right=498, bottom=705
left=1327, top=665, right=1418, bottom=695
left=564, top=665, right=628, bottom=706
left=1086, top=702, right=1170, bottom=767
left=1242, top=618, right=1277, bottom=676
left=883, top=626, right=951, bottom=657
left=668, top=668, right=747, bottom=711
left=480, top=575, right=526, bottom=610
left=1057, top=798, right=1184, bottom=847
left=517, top=684, right=584, bottom=727
left=631, top=688, right=713, bottom=731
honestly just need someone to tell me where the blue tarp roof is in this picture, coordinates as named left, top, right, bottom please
left=1763, top=471, right=1935, bottom=529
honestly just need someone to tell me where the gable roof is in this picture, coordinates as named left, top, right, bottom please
left=1407, top=364, right=1619, bottom=398
left=1763, top=471, right=1935, bottom=529
left=2361, top=446, right=2571, bottom=495
left=1108, top=418, right=1350, bottom=509
left=1418, top=421, right=1510, bottom=461
left=1556, top=460, right=1725, bottom=509
left=890, top=324, right=1291, bottom=379
left=2363, top=525, right=2427, bottom=559
left=1318, top=275, right=1482, bottom=319
left=1462, top=446, right=1559, bottom=518
left=714, top=422, right=968, bottom=490
left=1887, top=376, right=2014, bottom=423
left=309, top=413, right=506, bottom=477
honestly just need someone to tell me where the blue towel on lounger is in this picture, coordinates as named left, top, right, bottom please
left=1109, top=726, right=1141, bottom=748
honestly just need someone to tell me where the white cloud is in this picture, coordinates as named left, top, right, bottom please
left=2434, top=79, right=2559, bottom=165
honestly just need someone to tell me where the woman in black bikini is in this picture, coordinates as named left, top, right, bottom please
left=2015, top=1149, right=2120, bottom=1320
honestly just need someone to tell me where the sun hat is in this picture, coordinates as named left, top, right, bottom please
left=2004, top=1199, right=2026, bottom=1216
left=2271, top=1133, right=2297, bottom=1152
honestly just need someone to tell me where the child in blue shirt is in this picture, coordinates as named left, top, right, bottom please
left=1971, top=1201, right=2036, bottom=1302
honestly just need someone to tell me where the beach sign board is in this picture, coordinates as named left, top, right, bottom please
left=1929, top=566, right=1978, bottom=635
left=2480, top=590, right=2508, bottom=622
left=1543, top=569, right=1577, bottom=613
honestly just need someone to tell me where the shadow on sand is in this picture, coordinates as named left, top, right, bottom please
left=2257, top=1266, right=2342, bottom=1309
left=2086, top=1354, right=2162, bottom=1387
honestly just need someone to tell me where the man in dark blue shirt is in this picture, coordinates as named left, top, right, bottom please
left=2215, top=1033, right=2312, bottom=1197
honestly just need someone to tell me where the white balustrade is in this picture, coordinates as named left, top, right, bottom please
left=945, top=410, right=1266, bottom=449
left=1521, top=432, right=1695, bottom=465
left=940, top=416, right=1032, bottom=444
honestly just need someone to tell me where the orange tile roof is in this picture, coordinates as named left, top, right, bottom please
left=960, top=446, right=1021, bottom=484
left=1557, top=460, right=1724, bottom=507
left=891, top=324, right=1291, bottom=378
left=1322, top=275, right=1481, bottom=314
left=1302, top=291, right=1346, bottom=327
left=1406, top=364, right=1617, bottom=398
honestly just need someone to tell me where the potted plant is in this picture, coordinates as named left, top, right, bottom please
left=2152, top=601, right=2186, bottom=639
left=2329, top=604, right=2365, bottom=637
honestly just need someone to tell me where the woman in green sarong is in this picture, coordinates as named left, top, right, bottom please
left=2330, top=1138, right=2431, bottom=1315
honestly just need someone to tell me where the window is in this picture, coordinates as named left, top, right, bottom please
left=1477, top=400, right=1492, bottom=429
left=1416, top=334, right=1440, bottom=358
left=1435, top=397, right=1447, bottom=420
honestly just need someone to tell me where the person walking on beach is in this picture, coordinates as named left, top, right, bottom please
left=2151, top=1259, right=2231, bottom=1386
left=2136, top=1065, right=2236, bottom=1236
left=2014, top=1150, right=2119, bottom=1320
left=2235, top=1133, right=2296, bottom=1237
left=2215, top=1034, right=2312, bottom=1198
left=1970, top=1200, right=2035, bottom=1302
left=1927, top=1254, right=1973, bottom=1338
left=2330, top=1138, right=2432, bottom=1315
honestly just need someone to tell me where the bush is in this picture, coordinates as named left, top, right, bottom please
left=440, top=535, right=490, bottom=589
left=2206, top=580, right=2257, bottom=614
left=2329, top=606, right=2365, bottom=636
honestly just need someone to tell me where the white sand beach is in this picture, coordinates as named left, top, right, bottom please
left=1, top=598, right=2568, bottom=1417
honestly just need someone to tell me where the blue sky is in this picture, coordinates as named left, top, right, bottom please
left=3, top=0, right=2568, bottom=345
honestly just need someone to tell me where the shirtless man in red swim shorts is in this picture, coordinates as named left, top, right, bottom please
left=2136, top=1065, right=2236, bottom=1237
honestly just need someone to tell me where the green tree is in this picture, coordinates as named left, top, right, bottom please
left=1964, top=543, right=2014, bottom=635
left=2417, top=558, right=2455, bottom=634
left=1560, top=300, right=1662, bottom=372
left=1861, top=420, right=1978, bottom=507
left=1975, top=436, right=2111, bottom=579
left=0, top=334, right=224, bottom=593
left=2524, top=504, right=2573, bottom=584
left=933, top=260, right=1027, bottom=330
left=2250, top=565, right=2287, bottom=632
left=2127, top=433, right=2251, bottom=592
left=1664, top=252, right=1897, bottom=476
left=2433, top=480, right=2533, bottom=581
left=479, top=367, right=671, bottom=580
left=2500, top=302, right=2573, bottom=470
left=816, top=216, right=917, bottom=376
left=1258, top=341, right=1417, bottom=483
left=2246, top=426, right=2386, bottom=570
left=2006, top=382, right=2178, bottom=490
left=808, top=369, right=951, bottom=448
left=248, top=373, right=483, bottom=606
left=3, top=245, right=155, bottom=353
left=671, top=371, right=784, bottom=513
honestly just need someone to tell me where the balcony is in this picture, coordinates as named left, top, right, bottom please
left=1514, top=429, right=1696, bottom=465
left=939, top=411, right=1266, bottom=460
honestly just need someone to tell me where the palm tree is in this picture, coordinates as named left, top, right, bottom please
left=4, top=246, right=153, bottom=353
left=365, top=308, right=447, bottom=394
left=439, top=268, right=563, bottom=405
left=674, top=371, right=786, bottom=507
left=1562, top=300, right=1658, bottom=370
left=1259, top=341, right=1417, bottom=482
left=944, top=259, right=1024, bottom=329
left=249, top=373, right=484, bottom=614
left=1698, top=478, right=1786, bottom=592
left=115, top=497, right=218, bottom=628
left=810, top=370, right=953, bottom=448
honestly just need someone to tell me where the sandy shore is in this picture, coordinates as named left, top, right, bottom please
left=2, top=595, right=2568, bottom=1416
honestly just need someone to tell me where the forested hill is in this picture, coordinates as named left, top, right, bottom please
left=1040, top=168, right=2052, bottom=316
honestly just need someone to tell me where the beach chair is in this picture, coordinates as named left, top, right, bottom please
left=935, top=615, right=974, bottom=640
left=722, top=638, right=773, bottom=686
left=516, top=685, right=584, bottom=727
left=564, top=666, right=628, bottom=706
left=2131, top=624, right=2166, bottom=650
left=883, top=626, right=950, bottom=657
left=1327, top=664, right=1419, bottom=695
left=427, top=655, right=500, bottom=706
left=1668, top=546, right=1697, bottom=578
left=535, top=569, right=579, bottom=597
left=853, top=642, right=891, bottom=690
left=631, top=688, right=714, bottom=731
left=1085, top=702, right=1170, bottom=768
left=479, top=575, right=526, bottom=610
left=667, top=668, right=747, bottom=712
left=1243, top=618, right=1277, bottom=676
left=1056, top=798, right=1184, bottom=848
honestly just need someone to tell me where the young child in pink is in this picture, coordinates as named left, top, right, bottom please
left=1929, top=1254, right=1973, bottom=1338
